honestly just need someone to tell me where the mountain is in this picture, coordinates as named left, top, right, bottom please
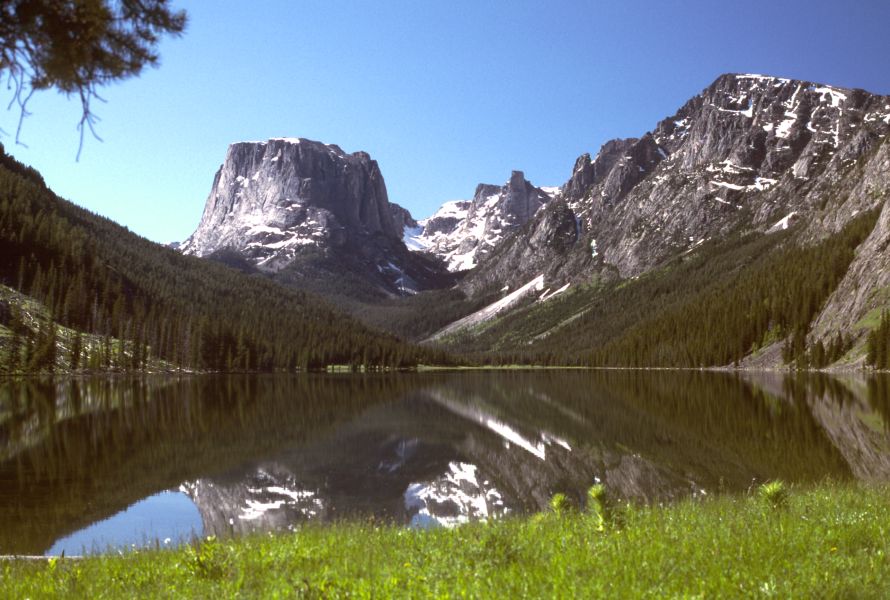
left=169, top=74, right=890, bottom=368
left=404, top=171, right=558, bottom=271
left=0, top=145, right=447, bottom=374
left=411, top=74, right=890, bottom=367
left=455, top=74, right=890, bottom=297
left=182, top=138, right=397, bottom=265
left=181, top=138, right=454, bottom=301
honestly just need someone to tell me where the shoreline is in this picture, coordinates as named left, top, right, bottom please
left=2, top=363, right=889, bottom=378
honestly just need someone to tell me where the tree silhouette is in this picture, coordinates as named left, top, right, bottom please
left=0, top=0, right=186, bottom=157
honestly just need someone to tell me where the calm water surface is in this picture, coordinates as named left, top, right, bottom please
left=2, top=371, right=890, bottom=555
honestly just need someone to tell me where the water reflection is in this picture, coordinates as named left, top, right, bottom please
left=1, top=371, right=889, bottom=555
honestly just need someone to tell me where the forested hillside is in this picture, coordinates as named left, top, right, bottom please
left=439, top=209, right=882, bottom=368
left=0, top=147, right=449, bottom=373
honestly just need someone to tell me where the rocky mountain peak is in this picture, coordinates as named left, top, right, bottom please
left=180, top=137, right=399, bottom=270
left=564, top=73, right=890, bottom=272
left=651, top=73, right=888, bottom=175
left=405, top=171, right=556, bottom=271
left=389, top=203, right=418, bottom=235
left=459, top=72, right=890, bottom=298
left=564, top=136, right=664, bottom=209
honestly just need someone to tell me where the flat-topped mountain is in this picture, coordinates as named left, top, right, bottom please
left=181, top=138, right=398, bottom=268
left=180, top=137, right=454, bottom=300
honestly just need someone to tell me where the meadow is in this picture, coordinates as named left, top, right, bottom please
left=3, top=482, right=889, bottom=598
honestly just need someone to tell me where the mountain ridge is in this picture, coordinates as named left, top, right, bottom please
left=167, top=72, right=890, bottom=367
left=402, top=73, right=890, bottom=364
left=0, top=143, right=446, bottom=373
left=455, top=73, right=890, bottom=296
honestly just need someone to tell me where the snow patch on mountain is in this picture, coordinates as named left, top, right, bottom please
left=402, top=225, right=429, bottom=251
left=428, top=274, right=545, bottom=340
left=768, top=212, right=798, bottom=233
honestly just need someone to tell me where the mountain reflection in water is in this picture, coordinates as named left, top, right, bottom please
left=1, top=371, right=890, bottom=555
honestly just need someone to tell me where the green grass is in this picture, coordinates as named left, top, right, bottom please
left=4, top=483, right=890, bottom=598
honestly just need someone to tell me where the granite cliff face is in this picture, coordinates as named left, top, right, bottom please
left=181, top=138, right=453, bottom=298
left=181, top=138, right=397, bottom=267
left=454, top=74, right=890, bottom=302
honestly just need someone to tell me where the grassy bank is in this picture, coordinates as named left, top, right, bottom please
left=3, top=483, right=890, bottom=598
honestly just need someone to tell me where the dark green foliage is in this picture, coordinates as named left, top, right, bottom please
left=0, top=146, right=449, bottom=372
left=0, top=1, right=187, bottom=154
left=69, top=331, right=82, bottom=370
left=353, top=287, right=500, bottom=342
left=867, top=311, right=890, bottom=369
left=807, top=332, right=851, bottom=369
left=587, top=211, right=877, bottom=368
left=443, top=210, right=878, bottom=368
left=266, top=249, right=475, bottom=342
left=444, top=230, right=794, bottom=363
left=27, top=317, right=56, bottom=372
left=3, top=303, right=23, bottom=370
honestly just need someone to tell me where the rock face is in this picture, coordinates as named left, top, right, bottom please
left=811, top=173, right=890, bottom=356
left=181, top=138, right=397, bottom=268
left=455, top=74, right=890, bottom=298
left=181, top=138, right=453, bottom=298
left=405, top=171, right=557, bottom=271
left=389, top=203, right=418, bottom=237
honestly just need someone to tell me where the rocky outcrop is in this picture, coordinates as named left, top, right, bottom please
left=459, top=200, right=589, bottom=297
left=389, top=203, right=418, bottom=236
left=811, top=196, right=890, bottom=352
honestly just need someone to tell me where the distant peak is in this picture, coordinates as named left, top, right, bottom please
left=509, top=170, right=527, bottom=186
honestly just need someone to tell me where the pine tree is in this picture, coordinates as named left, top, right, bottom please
left=28, top=318, right=57, bottom=372
left=70, top=331, right=82, bottom=371
left=867, top=311, right=890, bottom=370
left=811, top=340, right=825, bottom=369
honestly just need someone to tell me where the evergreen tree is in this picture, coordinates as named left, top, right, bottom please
left=0, top=146, right=448, bottom=373
left=70, top=331, right=83, bottom=371
left=867, top=311, right=890, bottom=370
left=28, top=318, right=56, bottom=372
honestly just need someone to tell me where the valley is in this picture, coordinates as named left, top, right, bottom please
left=4, top=1, right=890, bottom=595
left=160, top=73, right=890, bottom=371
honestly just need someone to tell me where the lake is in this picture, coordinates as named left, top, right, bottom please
left=2, top=370, right=890, bottom=555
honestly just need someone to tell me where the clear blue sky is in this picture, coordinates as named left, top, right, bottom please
left=3, top=0, right=890, bottom=244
